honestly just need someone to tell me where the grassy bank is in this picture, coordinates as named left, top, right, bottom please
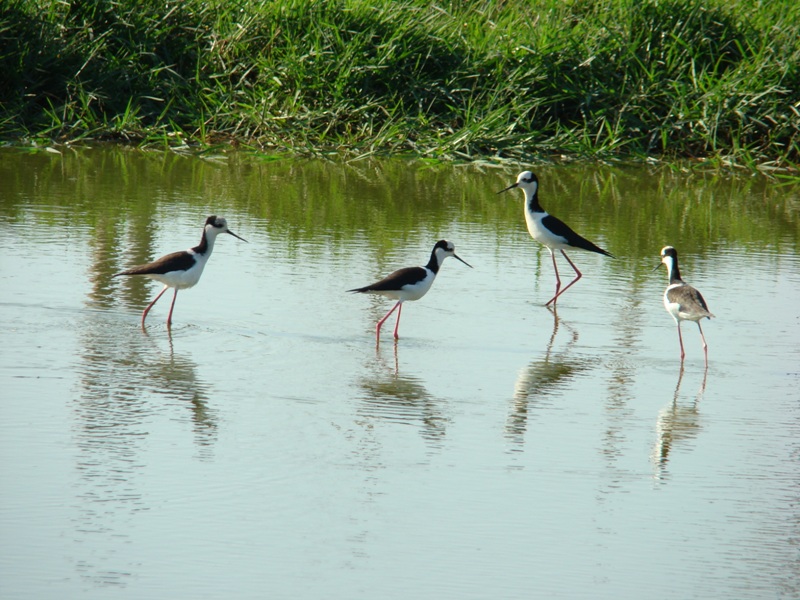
left=1, top=0, right=798, bottom=169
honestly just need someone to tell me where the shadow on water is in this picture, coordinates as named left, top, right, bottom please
left=71, top=317, right=216, bottom=586
left=355, top=341, right=448, bottom=448
left=506, top=307, right=591, bottom=449
left=652, top=366, right=707, bottom=482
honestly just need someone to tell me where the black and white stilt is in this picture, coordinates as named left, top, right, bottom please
left=498, top=171, right=613, bottom=305
left=113, top=215, right=247, bottom=328
left=348, top=240, right=471, bottom=341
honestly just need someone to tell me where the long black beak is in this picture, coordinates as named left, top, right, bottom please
left=454, top=253, right=473, bottom=268
left=228, top=230, right=248, bottom=242
left=652, top=262, right=662, bottom=272
left=497, top=182, right=518, bottom=194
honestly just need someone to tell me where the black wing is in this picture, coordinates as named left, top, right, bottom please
left=114, top=251, right=195, bottom=276
left=348, top=266, right=427, bottom=293
left=541, top=214, right=614, bottom=257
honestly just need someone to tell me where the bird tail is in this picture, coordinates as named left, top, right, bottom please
left=582, top=240, right=614, bottom=258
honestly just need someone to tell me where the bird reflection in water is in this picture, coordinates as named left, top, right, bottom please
left=152, top=328, right=218, bottom=449
left=506, top=307, right=589, bottom=448
left=356, top=341, right=449, bottom=446
left=72, top=319, right=217, bottom=586
left=77, top=323, right=218, bottom=460
left=652, top=365, right=707, bottom=482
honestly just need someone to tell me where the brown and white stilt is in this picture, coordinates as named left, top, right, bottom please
left=657, top=246, right=714, bottom=365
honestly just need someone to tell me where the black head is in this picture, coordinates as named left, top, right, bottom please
left=205, top=215, right=247, bottom=242
left=661, top=246, right=678, bottom=266
left=433, top=240, right=451, bottom=252
left=655, top=245, right=678, bottom=272
left=432, top=239, right=472, bottom=268
left=498, top=171, right=539, bottom=194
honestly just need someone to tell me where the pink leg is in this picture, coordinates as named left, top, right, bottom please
left=375, top=301, right=401, bottom=341
left=697, top=322, right=709, bottom=366
left=550, top=250, right=561, bottom=298
left=676, top=323, right=686, bottom=361
left=166, top=289, right=179, bottom=327
left=392, top=303, right=403, bottom=339
left=141, top=285, right=169, bottom=328
left=545, top=250, right=583, bottom=306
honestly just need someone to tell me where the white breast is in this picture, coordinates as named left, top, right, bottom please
left=145, top=253, right=208, bottom=289
left=663, top=288, right=682, bottom=322
left=524, top=210, right=568, bottom=250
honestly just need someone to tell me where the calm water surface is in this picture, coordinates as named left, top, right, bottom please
left=1, top=147, right=799, bottom=599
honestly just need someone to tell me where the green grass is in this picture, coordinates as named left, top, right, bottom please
left=1, top=0, right=798, bottom=170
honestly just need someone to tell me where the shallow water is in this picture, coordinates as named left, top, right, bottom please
left=1, top=147, right=799, bottom=599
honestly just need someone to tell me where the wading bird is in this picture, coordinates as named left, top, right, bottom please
left=114, top=215, right=247, bottom=328
left=498, top=171, right=613, bottom=305
left=348, top=240, right=471, bottom=341
left=657, top=246, right=714, bottom=365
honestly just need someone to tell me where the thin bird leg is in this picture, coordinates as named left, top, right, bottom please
left=166, top=288, right=179, bottom=327
left=544, top=250, right=561, bottom=305
left=676, top=322, right=686, bottom=361
left=141, top=285, right=169, bottom=328
left=392, top=303, right=403, bottom=340
left=545, top=250, right=583, bottom=306
left=697, top=322, right=709, bottom=366
left=375, top=301, right=401, bottom=341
